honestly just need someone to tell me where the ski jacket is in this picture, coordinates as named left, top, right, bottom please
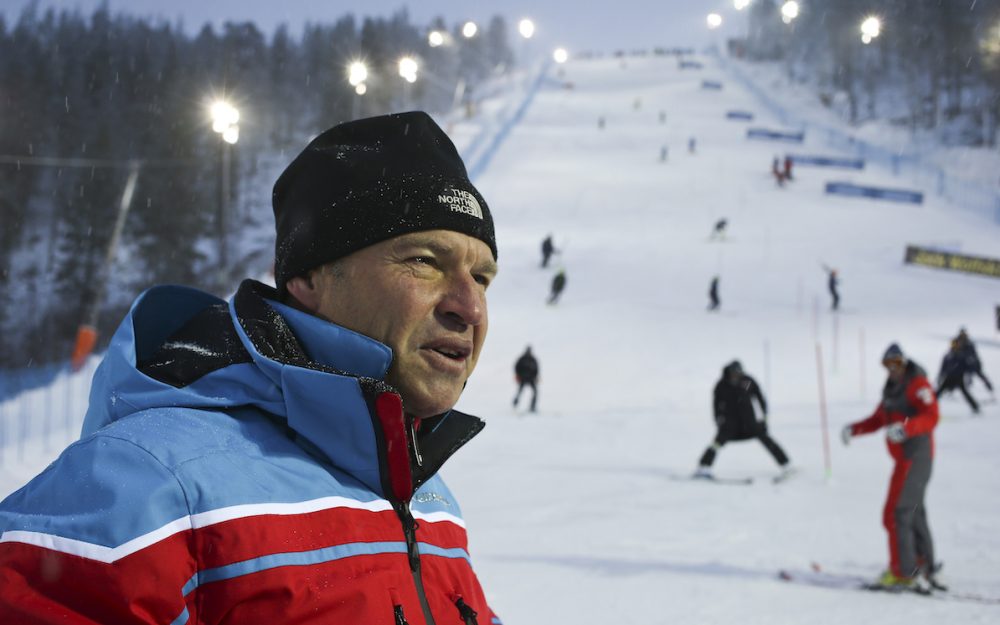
left=0, top=279, right=499, bottom=625
left=849, top=360, right=938, bottom=461
left=514, top=352, right=538, bottom=383
left=937, top=350, right=966, bottom=384
left=713, top=369, right=767, bottom=440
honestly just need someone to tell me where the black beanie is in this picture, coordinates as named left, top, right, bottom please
left=272, top=111, right=496, bottom=293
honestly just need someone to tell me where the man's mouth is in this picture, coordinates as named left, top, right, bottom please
left=426, top=341, right=472, bottom=362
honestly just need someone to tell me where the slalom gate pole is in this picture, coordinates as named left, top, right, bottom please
left=763, top=339, right=771, bottom=398
left=859, top=327, right=866, bottom=402
left=815, top=342, right=832, bottom=480
left=832, top=311, right=840, bottom=374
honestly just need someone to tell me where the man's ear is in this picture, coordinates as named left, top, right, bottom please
left=284, top=272, right=322, bottom=314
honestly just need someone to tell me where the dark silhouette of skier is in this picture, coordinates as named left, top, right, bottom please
left=823, top=266, right=840, bottom=311
left=708, top=276, right=720, bottom=311
left=688, top=137, right=697, bottom=154
left=513, top=346, right=539, bottom=413
left=783, top=155, right=793, bottom=181
left=771, top=156, right=786, bottom=187
left=710, top=218, right=727, bottom=240
left=548, top=269, right=567, bottom=305
left=955, top=328, right=994, bottom=396
left=936, top=339, right=980, bottom=414
left=541, top=234, right=555, bottom=268
left=695, top=361, right=792, bottom=479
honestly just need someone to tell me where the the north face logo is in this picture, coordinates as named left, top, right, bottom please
left=437, top=188, right=483, bottom=219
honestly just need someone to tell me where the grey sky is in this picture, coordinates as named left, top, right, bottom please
left=1, top=1, right=747, bottom=53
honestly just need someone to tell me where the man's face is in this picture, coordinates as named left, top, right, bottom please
left=310, top=230, right=497, bottom=418
left=883, top=358, right=905, bottom=382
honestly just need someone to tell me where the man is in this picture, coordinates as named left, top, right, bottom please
left=695, top=360, right=792, bottom=479
left=513, top=346, right=539, bottom=413
left=955, top=328, right=994, bottom=396
left=548, top=268, right=567, bottom=305
left=707, top=276, right=720, bottom=311
left=824, top=266, right=840, bottom=311
left=540, top=234, right=555, bottom=268
left=0, top=112, right=502, bottom=624
left=936, top=339, right=979, bottom=414
left=842, top=343, right=941, bottom=592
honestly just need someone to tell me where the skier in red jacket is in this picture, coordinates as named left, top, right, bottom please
left=842, top=343, right=942, bottom=593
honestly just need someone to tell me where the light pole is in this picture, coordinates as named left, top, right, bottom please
left=398, top=56, right=418, bottom=110
left=210, top=100, right=239, bottom=283
left=348, top=61, right=368, bottom=119
left=781, top=1, right=799, bottom=24
left=517, top=18, right=535, bottom=69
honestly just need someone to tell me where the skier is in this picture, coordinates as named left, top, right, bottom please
left=513, top=346, right=539, bottom=413
left=783, top=155, right=793, bottom=181
left=841, top=343, right=942, bottom=592
left=955, top=328, right=994, bottom=395
left=660, top=145, right=669, bottom=162
left=659, top=110, right=667, bottom=124
left=597, top=116, right=605, bottom=130
left=710, top=218, right=728, bottom=240
left=823, top=266, right=840, bottom=311
left=695, top=361, right=792, bottom=479
left=936, top=339, right=979, bottom=414
left=541, top=234, right=556, bottom=268
left=548, top=268, right=567, bottom=305
left=771, top=156, right=786, bottom=187
left=707, top=276, right=720, bottom=311
left=688, top=137, right=697, bottom=154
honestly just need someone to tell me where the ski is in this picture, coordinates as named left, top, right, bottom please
left=669, top=473, right=753, bottom=485
left=777, top=568, right=1000, bottom=605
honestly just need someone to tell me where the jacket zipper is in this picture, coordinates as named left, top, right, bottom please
left=396, top=501, right=436, bottom=625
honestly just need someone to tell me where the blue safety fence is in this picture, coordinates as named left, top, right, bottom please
left=726, top=110, right=754, bottom=121
left=825, top=182, right=924, bottom=204
left=747, top=128, right=805, bottom=143
left=789, top=154, right=865, bottom=169
left=716, top=52, right=1000, bottom=224
left=701, top=80, right=723, bottom=90
left=0, top=362, right=67, bottom=403
left=467, top=61, right=551, bottom=182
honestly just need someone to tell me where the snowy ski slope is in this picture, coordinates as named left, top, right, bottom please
left=3, top=52, right=1000, bottom=623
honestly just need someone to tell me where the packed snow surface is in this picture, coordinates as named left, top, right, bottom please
left=3, top=53, right=1000, bottom=622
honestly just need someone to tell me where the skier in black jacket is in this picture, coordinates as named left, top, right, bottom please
left=956, top=328, right=994, bottom=395
left=541, top=235, right=555, bottom=268
left=696, top=360, right=791, bottom=478
left=513, top=346, right=539, bottom=412
left=548, top=269, right=567, bottom=305
left=936, top=339, right=979, bottom=414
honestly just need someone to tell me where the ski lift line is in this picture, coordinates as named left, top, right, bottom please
left=0, top=155, right=196, bottom=169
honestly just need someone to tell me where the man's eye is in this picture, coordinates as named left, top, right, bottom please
left=409, top=256, right=436, bottom=266
left=473, top=274, right=491, bottom=287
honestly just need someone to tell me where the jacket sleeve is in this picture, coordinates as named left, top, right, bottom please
left=902, top=375, right=939, bottom=438
left=712, top=382, right=725, bottom=420
left=0, top=435, right=195, bottom=625
left=850, top=404, right=888, bottom=436
left=749, top=377, right=767, bottom=417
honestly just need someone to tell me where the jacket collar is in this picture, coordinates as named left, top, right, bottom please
left=228, top=280, right=485, bottom=502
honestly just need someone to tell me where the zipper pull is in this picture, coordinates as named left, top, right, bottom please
left=394, top=604, right=411, bottom=625
left=453, top=596, right=479, bottom=625
left=408, top=414, right=424, bottom=467
left=398, top=502, right=421, bottom=571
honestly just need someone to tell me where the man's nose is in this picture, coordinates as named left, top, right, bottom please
left=439, top=273, right=485, bottom=327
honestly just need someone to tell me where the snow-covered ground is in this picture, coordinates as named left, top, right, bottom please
left=4, top=52, right=1000, bottom=622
